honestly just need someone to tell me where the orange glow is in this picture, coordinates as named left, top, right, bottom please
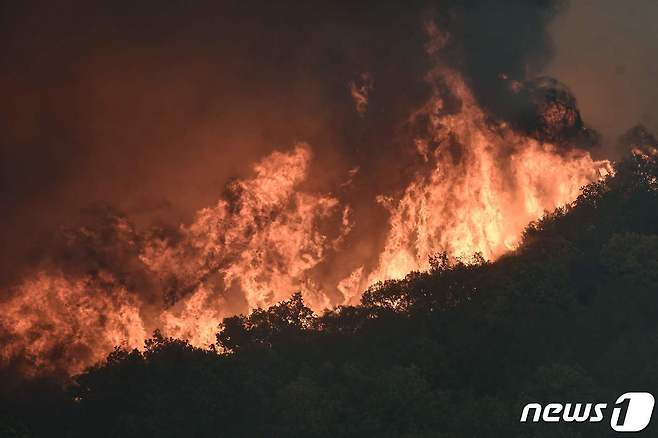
left=353, top=68, right=611, bottom=295
left=0, top=271, right=146, bottom=375
left=0, top=69, right=611, bottom=375
left=144, top=144, right=348, bottom=347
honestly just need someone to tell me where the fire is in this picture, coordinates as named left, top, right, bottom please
left=142, top=144, right=349, bottom=346
left=0, top=68, right=610, bottom=375
left=356, top=68, right=611, bottom=292
left=0, top=271, right=146, bottom=375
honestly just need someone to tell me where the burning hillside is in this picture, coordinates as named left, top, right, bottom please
left=3, top=2, right=658, bottom=437
left=0, top=58, right=610, bottom=375
left=7, top=0, right=653, bottom=380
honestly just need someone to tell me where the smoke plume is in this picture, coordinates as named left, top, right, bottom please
left=0, top=0, right=634, bottom=375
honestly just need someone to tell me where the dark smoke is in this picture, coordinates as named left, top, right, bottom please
left=4, top=0, right=656, bottom=380
left=0, top=0, right=568, bottom=290
left=544, top=0, right=658, bottom=151
left=503, top=77, right=599, bottom=149
left=618, top=125, right=658, bottom=155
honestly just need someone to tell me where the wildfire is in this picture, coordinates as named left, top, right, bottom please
left=0, top=271, right=146, bottom=375
left=356, top=68, right=611, bottom=293
left=144, top=145, right=349, bottom=347
left=0, top=68, right=610, bottom=376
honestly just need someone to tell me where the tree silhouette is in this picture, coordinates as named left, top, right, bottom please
left=2, top=153, right=657, bottom=437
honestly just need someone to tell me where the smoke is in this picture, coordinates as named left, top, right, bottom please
left=0, top=0, right=566, bottom=271
left=543, top=0, right=658, bottom=153
left=0, top=0, right=632, bottom=375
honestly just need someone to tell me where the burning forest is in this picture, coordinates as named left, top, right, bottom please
left=1, top=1, right=658, bottom=436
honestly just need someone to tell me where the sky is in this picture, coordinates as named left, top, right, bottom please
left=0, top=0, right=656, bottom=286
left=545, top=0, right=658, bottom=150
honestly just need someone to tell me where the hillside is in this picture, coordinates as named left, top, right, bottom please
left=2, top=151, right=657, bottom=437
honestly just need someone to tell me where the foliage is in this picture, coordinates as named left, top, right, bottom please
left=1, top=154, right=657, bottom=437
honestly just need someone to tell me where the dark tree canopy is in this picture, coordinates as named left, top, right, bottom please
left=1, top=153, right=658, bottom=437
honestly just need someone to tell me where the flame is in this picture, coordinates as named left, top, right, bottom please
left=0, top=69, right=611, bottom=375
left=349, top=73, right=374, bottom=115
left=0, top=271, right=146, bottom=375
left=144, top=144, right=347, bottom=346
left=355, top=69, right=611, bottom=291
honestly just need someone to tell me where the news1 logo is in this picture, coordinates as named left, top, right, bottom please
left=520, top=392, right=655, bottom=432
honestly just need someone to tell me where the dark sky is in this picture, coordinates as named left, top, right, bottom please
left=1, top=0, right=655, bottom=285
left=0, top=1, right=423, bottom=285
left=545, top=0, right=658, bottom=148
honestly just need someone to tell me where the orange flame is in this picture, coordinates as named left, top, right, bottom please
left=0, top=271, right=146, bottom=375
left=142, top=144, right=348, bottom=346
left=353, top=68, right=611, bottom=294
left=0, top=69, right=611, bottom=375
